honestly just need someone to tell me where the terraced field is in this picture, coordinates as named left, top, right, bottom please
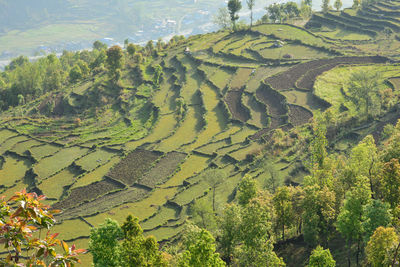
left=2, top=4, right=400, bottom=263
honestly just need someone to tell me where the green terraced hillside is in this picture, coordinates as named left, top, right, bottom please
left=2, top=2, right=400, bottom=265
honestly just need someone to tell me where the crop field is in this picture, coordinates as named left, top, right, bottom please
left=2, top=5, right=400, bottom=259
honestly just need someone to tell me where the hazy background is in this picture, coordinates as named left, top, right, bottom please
left=0, top=0, right=353, bottom=67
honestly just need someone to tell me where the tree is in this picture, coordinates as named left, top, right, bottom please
left=213, top=7, right=232, bottom=30
left=69, top=64, right=83, bottom=83
left=239, top=194, right=285, bottom=266
left=153, top=64, right=163, bottom=88
left=353, top=0, right=361, bottom=8
left=247, top=0, right=256, bottom=27
left=273, top=186, right=295, bottom=240
left=228, top=0, right=242, bottom=31
left=322, top=0, right=330, bottom=13
left=381, top=159, right=400, bottom=208
left=127, top=43, right=136, bottom=58
left=308, top=246, right=336, bottom=267
left=237, top=174, right=257, bottom=206
left=89, top=218, right=124, bottom=267
left=362, top=199, right=392, bottom=242
left=266, top=3, right=284, bottom=23
left=336, top=176, right=372, bottom=267
left=302, top=185, right=336, bottom=246
left=366, top=227, right=399, bottom=267
left=146, top=40, right=155, bottom=56
left=283, top=2, right=300, bottom=21
left=0, top=189, right=85, bottom=266
left=106, top=45, right=124, bottom=81
left=119, top=215, right=167, bottom=266
left=204, top=168, right=226, bottom=212
left=334, top=0, right=343, bottom=11
left=218, top=204, right=241, bottom=264
left=190, top=198, right=216, bottom=230
left=178, top=224, right=225, bottom=267
left=93, top=40, right=107, bottom=51
left=347, top=70, right=382, bottom=117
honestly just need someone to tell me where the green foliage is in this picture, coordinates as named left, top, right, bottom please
left=190, top=198, right=216, bottom=230
left=227, top=0, right=242, bottom=31
left=334, top=0, right=342, bottom=11
left=178, top=224, right=225, bottom=267
left=366, top=227, right=399, bottom=267
left=153, top=64, right=163, bottom=88
left=93, top=40, right=108, bottom=51
left=237, top=174, right=257, bottom=206
left=213, top=7, right=232, bottom=30
left=89, top=218, right=124, bottom=267
left=381, top=159, right=400, bottom=208
left=219, top=204, right=241, bottom=262
left=362, top=200, right=392, bottom=242
left=273, top=186, right=295, bottom=240
left=106, top=45, right=124, bottom=81
left=308, top=246, right=336, bottom=267
left=322, top=0, right=330, bottom=13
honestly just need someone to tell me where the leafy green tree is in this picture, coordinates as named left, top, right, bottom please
left=366, top=227, right=399, bottom=267
left=190, top=198, right=216, bottom=230
left=146, top=40, right=155, bottom=56
left=266, top=3, right=284, bottom=23
left=283, top=2, right=300, bottom=20
left=69, top=65, right=83, bottom=83
left=93, top=40, right=108, bottom=51
left=89, top=218, right=124, bottom=267
left=106, top=45, right=124, bottom=81
left=300, top=1, right=312, bottom=18
left=363, top=199, right=392, bottom=242
left=302, top=185, right=336, bottom=246
left=153, top=64, right=163, bottom=88
left=239, top=194, right=285, bottom=266
left=247, top=0, right=256, bottom=27
left=204, top=168, right=226, bottom=212
left=381, top=159, right=400, bottom=208
left=336, top=176, right=372, bottom=267
left=120, top=215, right=167, bottom=266
left=353, top=0, right=360, bottom=8
left=228, top=0, right=242, bottom=31
left=322, top=0, right=330, bottom=13
left=334, top=0, right=342, bottom=11
left=218, top=204, right=241, bottom=264
left=213, top=7, right=232, bottom=30
left=127, top=43, right=136, bottom=58
left=237, top=174, right=257, bottom=206
left=308, top=246, right=336, bottom=267
left=178, top=224, right=225, bottom=267
left=347, top=70, right=382, bottom=117
left=273, top=186, right=294, bottom=240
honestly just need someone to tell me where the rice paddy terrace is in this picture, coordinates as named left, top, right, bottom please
left=2, top=3, right=400, bottom=263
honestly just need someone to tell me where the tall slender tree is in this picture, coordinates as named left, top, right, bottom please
left=247, top=0, right=256, bottom=27
left=228, top=0, right=242, bottom=31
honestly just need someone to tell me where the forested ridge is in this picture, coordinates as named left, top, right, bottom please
left=2, top=0, right=400, bottom=265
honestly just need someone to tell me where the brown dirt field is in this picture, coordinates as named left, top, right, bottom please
left=225, top=90, right=251, bottom=122
left=288, top=104, right=313, bottom=126
left=107, top=150, right=162, bottom=185
left=256, top=85, right=287, bottom=117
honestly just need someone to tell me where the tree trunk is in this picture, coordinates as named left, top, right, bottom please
left=356, top=239, right=360, bottom=267
left=392, top=240, right=400, bottom=267
left=348, top=240, right=352, bottom=267
left=250, top=9, right=253, bottom=27
left=282, top=224, right=285, bottom=241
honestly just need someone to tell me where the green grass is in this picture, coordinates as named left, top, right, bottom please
left=29, top=144, right=62, bottom=160
left=196, top=140, right=229, bottom=155
left=74, top=149, right=117, bottom=172
left=9, top=139, right=42, bottom=155
left=209, top=68, right=235, bottom=90
left=230, top=126, right=258, bottom=143
left=252, top=24, right=328, bottom=47
left=229, top=142, right=264, bottom=162
left=243, top=93, right=267, bottom=129
left=51, top=219, right=91, bottom=241
left=246, top=66, right=289, bottom=93
left=145, top=224, right=184, bottom=241
left=38, top=167, right=81, bottom=200
left=172, top=180, right=210, bottom=206
left=230, top=68, right=253, bottom=89
left=72, top=157, right=120, bottom=189
left=141, top=205, right=179, bottom=230
left=0, top=129, right=19, bottom=143
left=0, top=155, right=31, bottom=187
left=257, top=44, right=331, bottom=60
left=34, top=146, right=89, bottom=179
left=317, top=27, right=372, bottom=40
left=162, top=154, right=210, bottom=188
left=72, top=81, right=94, bottom=96
left=0, top=135, right=29, bottom=155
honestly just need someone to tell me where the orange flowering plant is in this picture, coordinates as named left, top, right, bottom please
left=0, top=189, right=85, bottom=266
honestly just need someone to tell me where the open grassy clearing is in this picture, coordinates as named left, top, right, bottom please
left=34, top=146, right=89, bottom=179
left=243, top=93, right=268, bottom=128
left=141, top=204, right=180, bottom=230
left=230, top=68, right=254, bottom=89
left=314, top=64, right=398, bottom=116
left=172, top=180, right=210, bottom=206
left=208, top=68, right=236, bottom=90
left=0, top=135, right=29, bottom=155
left=10, top=139, right=42, bottom=156
left=74, top=149, right=117, bottom=172
left=316, top=26, right=372, bottom=40
left=38, top=167, right=82, bottom=201
left=257, top=44, right=332, bottom=60
left=0, top=155, right=31, bottom=187
left=161, top=154, right=211, bottom=188
left=145, top=224, right=185, bottom=242
left=0, top=129, right=19, bottom=143
left=72, top=157, right=120, bottom=189
left=196, top=139, right=230, bottom=155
